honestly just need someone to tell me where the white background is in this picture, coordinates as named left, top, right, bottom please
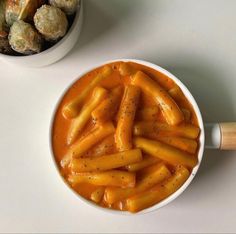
left=1, top=0, right=236, bottom=233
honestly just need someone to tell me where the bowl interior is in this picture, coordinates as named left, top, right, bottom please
left=49, top=59, right=205, bottom=215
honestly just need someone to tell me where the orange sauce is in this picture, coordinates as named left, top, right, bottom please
left=52, top=62, right=199, bottom=211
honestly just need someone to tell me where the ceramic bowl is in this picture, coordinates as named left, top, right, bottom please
left=49, top=59, right=205, bottom=214
left=0, top=1, right=83, bottom=67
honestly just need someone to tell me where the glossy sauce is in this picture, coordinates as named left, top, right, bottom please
left=52, top=62, right=199, bottom=210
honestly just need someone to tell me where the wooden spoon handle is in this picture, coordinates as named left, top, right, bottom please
left=219, top=122, right=236, bottom=150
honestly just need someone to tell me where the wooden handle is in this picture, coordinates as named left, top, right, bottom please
left=219, top=122, right=236, bottom=150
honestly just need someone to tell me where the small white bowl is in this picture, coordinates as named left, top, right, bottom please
left=0, top=1, right=83, bottom=67
left=49, top=59, right=205, bottom=215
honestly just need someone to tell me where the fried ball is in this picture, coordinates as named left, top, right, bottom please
left=5, top=0, right=21, bottom=26
left=5, top=0, right=45, bottom=26
left=34, top=5, right=68, bottom=41
left=9, top=20, right=42, bottom=54
left=49, top=0, right=78, bottom=15
left=18, top=0, right=46, bottom=22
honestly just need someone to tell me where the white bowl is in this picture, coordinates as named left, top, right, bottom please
left=0, top=1, right=83, bottom=67
left=49, top=59, right=205, bottom=215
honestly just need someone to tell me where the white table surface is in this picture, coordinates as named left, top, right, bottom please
left=1, top=0, right=236, bottom=233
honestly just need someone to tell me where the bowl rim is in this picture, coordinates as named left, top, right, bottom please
left=49, top=58, right=205, bottom=215
left=0, top=0, right=82, bottom=59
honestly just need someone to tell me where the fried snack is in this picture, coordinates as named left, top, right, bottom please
left=34, top=5, right=68, bottom=41
left=5, top=0, right=44, bottom=26
left=8, top=20, right=42, bottom=54
left=18, top=0, right=45, bottom=21
left=0, top=1, right=11, bottom=54
left=5, top=0, right=21, bottom=26
left=49, top=0, right=78, bottom=15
